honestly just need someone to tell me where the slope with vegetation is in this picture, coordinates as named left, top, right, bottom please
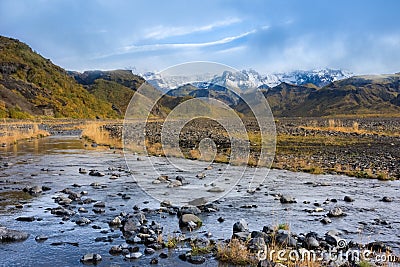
left=0, top=36, right=118, bottom=119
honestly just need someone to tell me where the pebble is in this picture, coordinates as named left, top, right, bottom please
left=80, top=253, right=102, bottom=264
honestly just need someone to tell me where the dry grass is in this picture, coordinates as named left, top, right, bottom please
left=80, top=122, right=121, bottom=148
left=217, top=239, right=258, bottom=266
left=0, top=122, right=49, bottom=145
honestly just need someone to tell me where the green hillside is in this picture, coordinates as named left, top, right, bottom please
left=0, top=36, right=118, bottom=118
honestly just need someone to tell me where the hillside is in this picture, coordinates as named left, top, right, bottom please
left=261, top=74, right=400, bottom=117
left=69, top=70, right=145, bottom=116
left=0, top=36, right=119, bottom=119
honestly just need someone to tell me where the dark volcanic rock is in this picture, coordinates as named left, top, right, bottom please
left=0, top=227, right=29, bottom=242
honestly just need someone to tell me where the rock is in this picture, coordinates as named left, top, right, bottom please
left=248, top=237, right=266, bottom=251
left=78, top=207, right=88, bottom=213
left=196, top=173, right=206, bottom=179
left=109, top=245, right=122, bottom=255
left=35, top=235, right=48, bottom=242
left=56, top=196, right=73, bottom=205
left=187, top=255, right=206, bottom=264
left=217, top=217, right=225, bottom=223
left=125, top=252, right=142, bottom=259
left=160, top=200, right=172, bottom=207
left=80, top=253, right=102, bottom=264
left=51, top=206, right=75, bottom=216
left=344, top=196, right=354, bottom=202
left=41, top=186, right=51, bottom=191
left=176, top=175, right=189, bottom=185
left=366, top=241, right=392, bottom=252
left=280, top=195, right=297, bottom=204
left=93, top=201, right=105, bottom=207
left=109, top=216, right=121, bottom=226
left=150, top=257, right=159, bottom=264
left=207, top=187, right=225, bottom=193
left=27, top=185, right=42, bottom=196
left=179, top=214, right=202, bottom=229
left=382, top=196, right=393, bottom=202
left=178, top=206, right=201, bottom=216
left=0, top=227, right=29, bottom=242
left=79, top=168, right=87, bottom=174
left=167, top=180, right=182, bottom=188
left=276, top=231, right=297, bottom=247
left=16, top=216, right=35, bottom=222
left=258, top=260, right=275, bottom=267
left=325, top=232, right=342, bottom=246
left=320, top=217, right=332, bottom=224
left=233, top=219, right=249, bottom=233
left=92, top=208, right=105, bottom=214
left=232, top=231, right=250, bottom=241
left=305, top=236, right=319, bottom=249
left=159, top=252, right=168, bottom=258
left=76, top=217, right=91, bottom=225
left=327, top=207, right=344, bottom=217
left=144, top=247, right=155, bottom=255
left=89, top=170, right=105, bottom=177
left=188, top=197, right=208, bottom=206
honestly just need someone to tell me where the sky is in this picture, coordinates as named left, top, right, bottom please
left=1, top=0, right=400, bottom=75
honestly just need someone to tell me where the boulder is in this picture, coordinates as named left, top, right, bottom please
left=0, top=227, right=29, bottom=242
left=233, top=219, right=249, bottom=233
left=179, top=214, right=202, bottom=229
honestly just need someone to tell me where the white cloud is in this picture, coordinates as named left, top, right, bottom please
left=144, top=17, right=242, bottom=40
left=123, top=30, right=256, bottom=53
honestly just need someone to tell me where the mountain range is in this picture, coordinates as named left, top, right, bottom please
left=142, top=68, right=352, bottom=91
left=0, top=35, right=399, bottom=118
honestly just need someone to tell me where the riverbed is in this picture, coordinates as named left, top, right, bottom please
left=0, top=136, right=399, bottom=266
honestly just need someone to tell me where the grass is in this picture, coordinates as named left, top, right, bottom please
left=0, top=122, right=49, bottom=145
left=80, top=121, right=121, bottom=148
left=217, top=239, right=258, bottom=266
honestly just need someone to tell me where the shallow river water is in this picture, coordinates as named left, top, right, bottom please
left=0, top=136, right=399, bottom=266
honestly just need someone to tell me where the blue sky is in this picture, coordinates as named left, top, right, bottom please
left=1, top=0, right=399, bottom=74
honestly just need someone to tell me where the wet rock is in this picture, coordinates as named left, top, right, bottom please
left=93, top=201, right=105, bottom=208
left=125, top=252, right=142, bottom=259
left=35, top=235, right=48, bottom=242
left=179, top=214, right=202, bottom=229
left=41, top=186, right=51, bottom=191
left=217, top=217, right=225, bottom=223
left=381, top=196, right=393, bottom=202
left=196, top=173, right=206, bottom=179
left=76, top=217, right=91, bottom=226
left=144, top=247, right=155, bottom=255
left=167, top=180, right=182, bottom=188
left=325, top=232, right=342, bottom=246
left=92, top=208, right=105, bottom=214
left=89, top=170, right=105, bottom=177
left=280, top=195, right=297, bottom=204
left=16, top=216, right=35, bottom=222
left=109, top=245, right=122, bottom=255
left=24, top=185, right=42, bottom=196
left=188, top=197, right=207, bottom=206
left=187, top=255, right=206, bottom=264
left=78, top=207, right=88, bottom=213
left=232, top=231, right=250, bottom=241
left=320, top=217, right=332, bottom=224
left=109, top=216, right=121, bottom=226
left=51, top=206, right=75, bottom=216
left=80, top=253, right=102, bottom=264
left=327, top=207, right=344, bottom=217
left=55, top=196, right=73, bottom=205
left=150, top=257, right=159, bottom=264
left=160, top=200, right=172, bottom=207
left=344, top=196, right=354, bottom=202
left=0, top=227, right=29, bottom=242
left=79, top=168, right=87, bottom=174
left=178, top=205, right=201, bottom=216
left=159, top=252, right=168, bottom=258
left=207, top=187, right=225, bottom=193
left=233, top=219, right=249, bottom=233
left=176, top=175, right=189, bottom=185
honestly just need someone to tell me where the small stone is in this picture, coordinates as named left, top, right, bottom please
left=382, top=196, right=393, bottom=202
left=233, top=219, right=248, bottom=233
left=179, top=214, right=202, bottom=229
left=144, top=248, right=155, bottom=255
left=80, top=253, right=102, bottom=264
left=321, top=218, right=332, bottom=224
left=344, top=196, right=354, bottom=202
left=159, top=252, right=168, bottom=258
left=217, top=217, right=225, bottom=223
left=196, top=173, right=206, bottom=179
left=35, top=235, right=48, bottom=242
left=109, top=216, right=121, bottom=226
left=187, top=255, right=206, bottom=264
left=125, top=252, right=142, bottom=259
left=207, top=187, right=225, bottom=193
left=280, top=195, right=297, bottom=204
left=327, top=207, right=344, bottom=217
left=93, top=201, right=105, bottom=208
left=150, top=257, right=159, bottom=264
left=109, top=245, right=122, bottom=255
left=76, top=217, right=91, bottom=225
left=16, top=216, right=35, bottom=222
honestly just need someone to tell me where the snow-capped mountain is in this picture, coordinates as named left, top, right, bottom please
left=140, top=68, right=352, bottom=92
